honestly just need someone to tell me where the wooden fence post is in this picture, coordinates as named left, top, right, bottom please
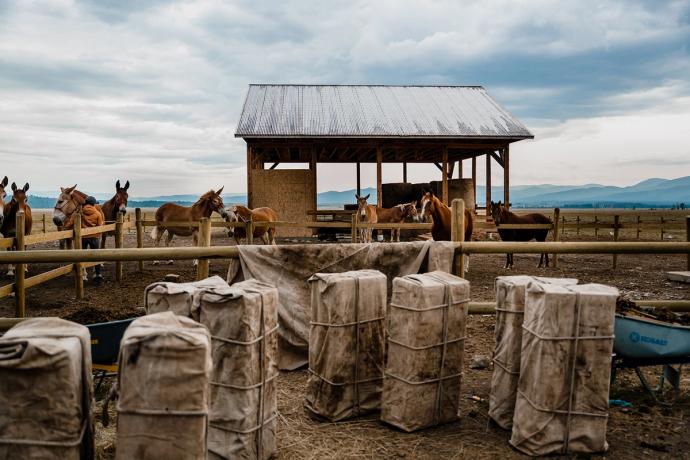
left=552, top=208, right=560, bottom=268
left=115, top=213, right=124, bottom=281
left=561, top=216, right=566, bottom=237
left=686, top=216, right=689, bottom=270
left=612, top=215, right=620, bottom=269
left=246, top=216, right=254, bottom=245
left=73, top=213, right=83, bottom=300
left=196, top=217, right=211, bottom=280
left=576, top=216, right=580, bottom=236
left=451, top=199, right=466, bottom=278
left=42, top=214, right=47, bottom=233
left=135, top=208, right=144, bottom=272
left=594, top=215, right=598, bottom=238
left=636, top=216, right=641, bottom=240
left=351, top=214, right=357, bottom=243
left=660, top=216, right=665, bottom=240
left=14, top=212, right=26, bottom=317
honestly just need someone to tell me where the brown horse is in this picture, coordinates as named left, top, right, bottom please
left=151, top=188, right=228, bottom=265
left=355, top=194, right=377, bottom=243
left=53, top=185, right=88, bottom=227
left=419, top=191, right=473, bottom=272
left=0, top=176, right=7, bottom=230
left=100, top=180, right=130, bottom=248
left=375, top=202, right=419, bottom=241
left=225, top=205, right=279, bottom=245
left=2, top=182, right=33, bottom=277
left=490, top=201, right=552, bottom=269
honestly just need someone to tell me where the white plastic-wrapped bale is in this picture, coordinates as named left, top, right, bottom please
left=196, top=279, right=279, bottom=460
left=381, top=271, right=470, bottom=432
left=305, top=270, right=387, bottom=421
left=116, top=312, right=212, bottom=460
left=0, top=318, right=93, bottom=460
left=145, top=275, right=229, bottom=319
left=489, top=276, right=578, bottom=429
left=510, top=283, right=618, bottom=456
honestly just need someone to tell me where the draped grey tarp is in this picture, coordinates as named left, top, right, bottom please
left=489, top=276, right=578, bottom=430
left=510, top=283, right=618, bottom=456
left=227, top=241, right=456, bottom=370
left=0, top=318, right=93, bottom=460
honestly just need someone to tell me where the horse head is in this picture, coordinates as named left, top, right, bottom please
left=114, top=180, right=130, bottom=214
left=0, top=176, right=8, bottom=226
left=53, top=184, right=80, bottom=226
left=11, top=183, right=29, bottom=213
left=224, top=205, right=243, bottom=238
left=402, top=202, right=419, bottom=222
left=355, top=193, right=371, bottom=220
left=419, top=190, right=437, bottom=222
left=200, top=187, right=228, bottom=219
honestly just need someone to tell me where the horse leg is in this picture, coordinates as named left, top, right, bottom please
left=262, top=232, right=270, bottom=245
left=464, top=254, right=470, bottom=273
left=504, top=254, right=510, bottom=269
left=544, top=252, right=550, bottom=268
left=165, top=232, right=175, bottom=265
left=269, top=228, right=276, bottom=245
left=192, top=231, right=198, bottom=266
left=82, top=267, right=88, bottom=282
left=152, top=227, right=165, bottom=265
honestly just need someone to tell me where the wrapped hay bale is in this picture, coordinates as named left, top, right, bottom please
left=145, top=275, right=228, bottom=319
left=489, top=276, right=578, bottom=429
left=196, top=279, right=279, bottom=460
left=305, top=270, right=387, bottom=421
left=510, top=283, right=618, bottom=456
left=381, top=271, right=470, bottom=432
left=116, top=312, right=212, bottom=459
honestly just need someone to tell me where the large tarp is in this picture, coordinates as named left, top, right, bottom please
left=227, top=241, right=456, bottom=370
left=305, top=270, right=387, bottom=421
left=0, top=318, right=93, bottom=460
left=510, top=283, right=618, bottom=456
left=489, top=276, right=578, bottom=429
left=116, top=312, right=212, bottom=460
left=381, top=271, right=470, bottom=432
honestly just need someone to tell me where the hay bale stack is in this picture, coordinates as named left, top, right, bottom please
left=0, top=318, right=93, bottom=460
left=306, top=270, right=387, bottom=421
left=381, top=271, right=470, bottom=432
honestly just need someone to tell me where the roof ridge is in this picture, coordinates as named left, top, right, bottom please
left=248, top=84, right=485, bottom=88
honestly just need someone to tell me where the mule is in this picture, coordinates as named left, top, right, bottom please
left=53, top=185, right=87, bottom=228
left=2, top=182, right=33, bottom=277
left=100, top=180, right=129, bottom=248
left=490, top=201, right=552, bottom=269
left=375, top=202, right=419, bottom=241
left=225, top=205, right=278, bottom=245
left=355, top=194, right=377, bottom=243
left=151, top=188, right=228, bottom=265
left=419, top=191, right=473, bottom=272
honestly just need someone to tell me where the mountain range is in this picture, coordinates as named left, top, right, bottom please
left=24, top=176, right=690, bottom=209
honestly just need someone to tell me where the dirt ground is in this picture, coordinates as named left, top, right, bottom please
left=1, top=230, right=689, bottom=458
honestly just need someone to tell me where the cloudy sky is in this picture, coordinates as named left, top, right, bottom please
left=1, top=0, right=689, bottom=196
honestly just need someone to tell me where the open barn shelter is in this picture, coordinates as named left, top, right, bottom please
left=235, top=84, right=533, bottom=236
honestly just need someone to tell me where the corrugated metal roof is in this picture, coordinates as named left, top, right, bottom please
left=235, top=85, right=533, bottom=139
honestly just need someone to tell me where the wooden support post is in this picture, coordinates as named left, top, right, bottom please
left=442, top=148, right=449, bottom=206
left=686, top=216, right=690, bottom=270
left=613, top=215, right=620, bottom=269
left=451, top=199, right=466, bottom=278
left=247, top=145, right=254, bottom=208
left=471, top=157, right=477, bottom=211
left=458, top=160, right=463, bottom=179
left=42, top=213, right=46, bottom=233
left=115, top=213, right=124, bottom=281
left=14, top=212, right=26, bottom=317
left=485, top=153, right=492, bottom=216
left=135, top=208, right=144, bottom=272
left=636, top=216, right=641, bottom=240
left=447, top=160, right=455, bottom=180
left=552, top=208, right=560, bottom=268
left=356, top=162, right=361, bottom=196
left=72, top=213, right=83, bottom=301
left=351, top=214, right=357, bottom=243
left=310, top=148, right=318, bottom=215
left=403, top=162, right=407, bottom=183
left=376, top=147, right=383, bottom=207
left=196, top=217, right=211, bottom=280
left=246, top=215, right=254, bottom=245
left=503, top=146, right=510, bottom=208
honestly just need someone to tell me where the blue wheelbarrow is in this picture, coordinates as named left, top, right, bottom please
left=86, top=318, right=135, bottom=392
left=612, top=313, right=690, bottom=405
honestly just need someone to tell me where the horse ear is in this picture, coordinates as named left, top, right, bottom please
left=216, top=186, right=224, bottom=195
left=1, top=176, right=7, bottom=187
left=124, top=180, right=130, bottom=190
left=11, top=182, right=17, bottom=192
left=363, top=193, right=370, bottom=200
left=23, top=183, right=29, bottom=192
left=116, top=180, right=121, bottom=190
left=355, top=194, right=360, bottom=200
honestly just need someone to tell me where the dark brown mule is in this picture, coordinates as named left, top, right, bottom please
left=151, top=188, right=228, bottom=265
left=225, top=205, right=279, bottom=245
left=490, top=201, right=552, bottom=269
left=0, top=176, right=7, bottom=231
left=355, top=194, right=377, bottom=243
left=100, top=180, right=129, bottom=248
left=375, top=202, right=419, bottom=241
left=2, top=182, right=33, bottom=277
left=419, top=191, right=473, bottom=272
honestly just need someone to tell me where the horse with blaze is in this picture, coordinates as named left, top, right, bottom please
left=225, top=205, right=279, bottom=245
left=151, top=188, right=228, bottom=265
left=490, top=201, right=552, bottom=269
left=2, top=181, right=33, bottom=277
left=355, top=194, right=377, bottom=243
left=419, top=191, right=473, bottom=271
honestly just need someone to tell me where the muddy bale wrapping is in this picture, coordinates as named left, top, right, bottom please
left=195, top=279, right=279, bottom=460
left=145, top=275, right=229, bottom=319
left=116, top=312, right=212, bottom=460
left=381, top=271, right=470, bottom=432
left=510, top=283, right=618, bottom=456
left=0, top=318, right=93, bottom=460
left=305, top=270, right=387, bottom=421
left=489, top=276, right=578, bottom=429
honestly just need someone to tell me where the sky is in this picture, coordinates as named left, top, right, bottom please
left=1, top=0, right=689, bottom=196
